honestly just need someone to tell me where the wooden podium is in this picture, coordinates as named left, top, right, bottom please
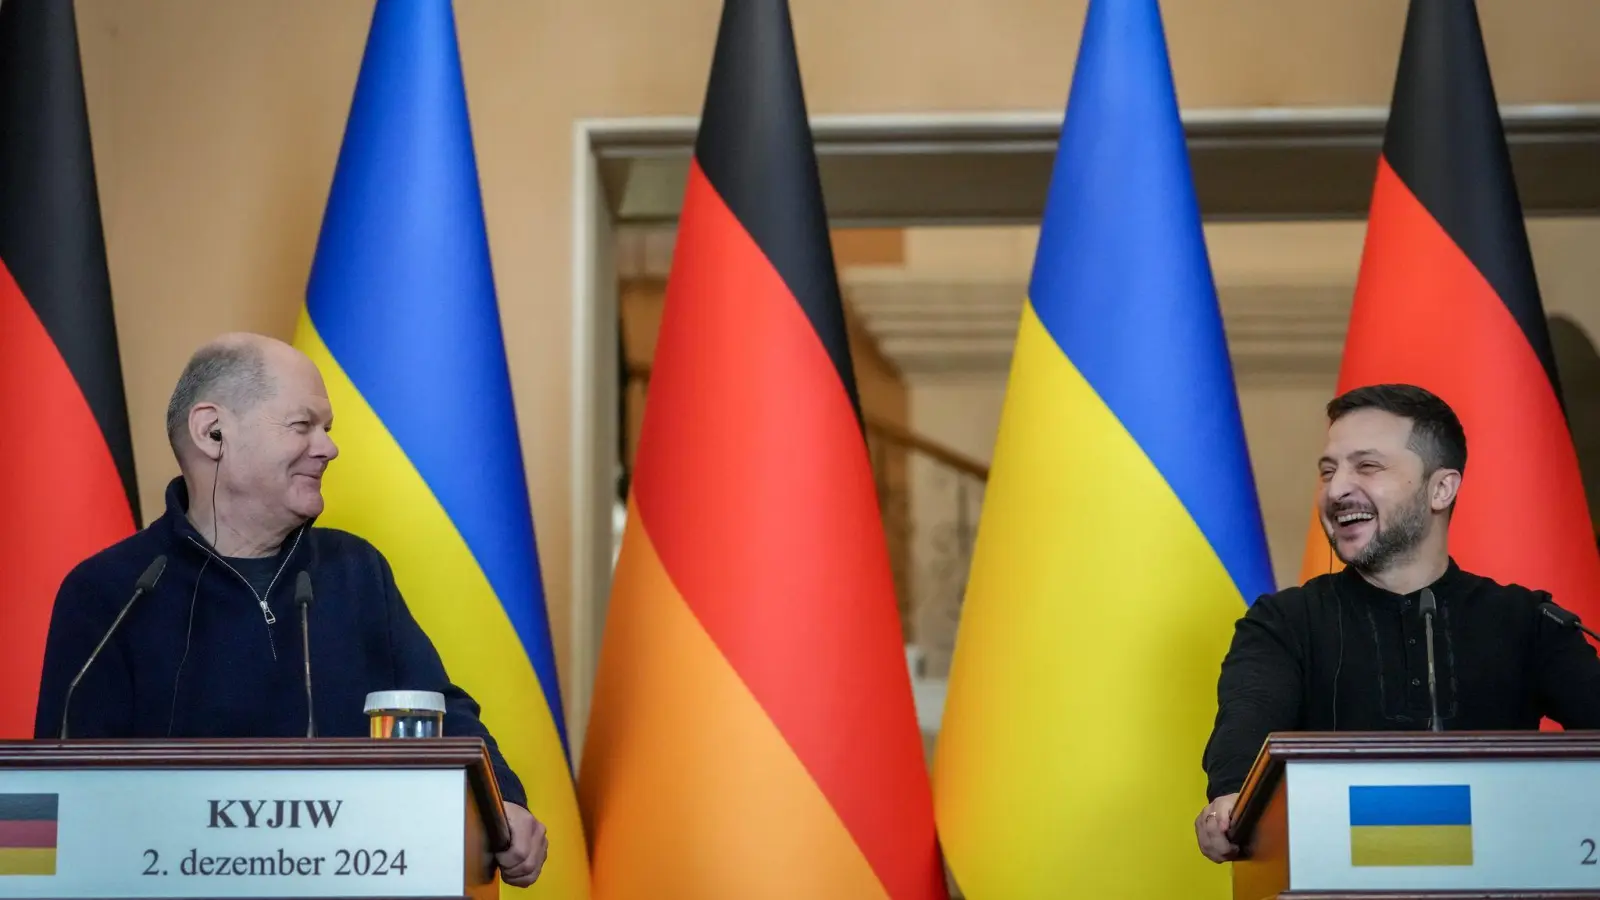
left=1227, top=731, right=1600, bottom=899
left=0, top=737, right=511, bottom=899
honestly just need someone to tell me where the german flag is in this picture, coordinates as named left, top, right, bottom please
left=0, top=794, right=58, bottom=876
left=0, top=0, right=140, bottom=738
left=1297, top=0, right=1600, bottom=628
left=576, top=0, right=947, bottom=896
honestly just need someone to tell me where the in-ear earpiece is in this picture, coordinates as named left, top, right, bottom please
left=209, top=427, right=222, bottom=442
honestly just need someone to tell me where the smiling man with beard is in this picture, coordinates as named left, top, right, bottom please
left=32, top=333, right=548, bottom=886
left=1192, top=383, right=1600, bottom=864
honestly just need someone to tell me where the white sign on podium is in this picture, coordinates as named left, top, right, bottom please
left=1283, top=758, right=1600, bottom=892
left=0, top=768, right=465, bottom=898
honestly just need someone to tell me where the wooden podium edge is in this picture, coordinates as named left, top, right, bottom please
left=0, top=737, right=512, bottom=852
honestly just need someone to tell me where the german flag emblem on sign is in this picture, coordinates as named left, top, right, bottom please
left=0, top=794, right=57, bottom=876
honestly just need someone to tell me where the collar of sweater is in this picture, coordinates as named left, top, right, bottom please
left=1334, top=556, right=1475, bottom=607
left=159, top=475, right=316, bottom=565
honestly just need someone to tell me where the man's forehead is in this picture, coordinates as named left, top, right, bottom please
left=1324, top=410, right=1413, bottom=454
left=262, top=394, right=331, bottom=419
left=299, top=398, right=334, bottom=418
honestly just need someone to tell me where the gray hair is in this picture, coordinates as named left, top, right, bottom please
left=165, top=342, right=275, bottom=452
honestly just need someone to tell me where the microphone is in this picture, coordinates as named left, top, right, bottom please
left=295, top=571, right=316, bottom=738
left=1419, top=588, right=1444, bottom=733
left=1536, top=600, right=1600, bottom=643
left=60, top=555, right=167, bottom=739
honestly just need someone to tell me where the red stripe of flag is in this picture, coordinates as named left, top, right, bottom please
left=0, top=820, right=56, bottom=849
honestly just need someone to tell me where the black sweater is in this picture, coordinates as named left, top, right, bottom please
left=33, top=477, right=526, bottom=808
left=1202, top=559, right=1600, bottom=799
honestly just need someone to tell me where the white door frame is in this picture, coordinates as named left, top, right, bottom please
left=564, top=104, right=1600, bottom=760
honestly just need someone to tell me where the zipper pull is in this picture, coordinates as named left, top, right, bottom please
left=261, top=600, right=276, bottom=625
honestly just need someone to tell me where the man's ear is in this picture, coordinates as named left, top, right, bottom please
left=1430, top=468, right=1462, bottom=512
left=188, top=404, right=223, bottom=461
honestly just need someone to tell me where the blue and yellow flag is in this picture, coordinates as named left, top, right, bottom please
left=1349, top=785, right=1474, bottom=867
left=291, top=1, right=586, bottom=896
left=930, top=1, right=1275, bottom=896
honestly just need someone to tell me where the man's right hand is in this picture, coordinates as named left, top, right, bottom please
left=1195, top=792, right=1240, bottom=863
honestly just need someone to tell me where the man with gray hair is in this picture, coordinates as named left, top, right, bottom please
left=32, top=332, right=549, bottom=887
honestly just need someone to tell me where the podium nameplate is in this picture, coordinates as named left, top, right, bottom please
left=0, top=768, right=465, bottom=898
left=0, top=739, right=509, bottom=900
left=1285, top=758, right=1600, bottom=892
left=1229, top=732, right=1600, bottom=899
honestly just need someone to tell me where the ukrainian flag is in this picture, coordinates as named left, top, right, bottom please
left=290, top=1, right=587, bottom=896
left=1350, top=785, right=1474, bottom=867
left=930, top=1, right=1275, bottom=897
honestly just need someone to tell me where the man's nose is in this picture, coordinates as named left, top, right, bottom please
left=1325, top=467, right=1355, bottom=500
left=315, top=429, right=339, bottom=460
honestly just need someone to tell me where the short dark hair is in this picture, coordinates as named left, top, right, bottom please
left=1326, top=383, right=1467, bottom=475
left=165, top=342, right=274, bottom=452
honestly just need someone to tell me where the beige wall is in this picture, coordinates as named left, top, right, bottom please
left=71, top=0, right=1600, bottom=727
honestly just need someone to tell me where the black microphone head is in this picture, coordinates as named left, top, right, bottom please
left=295, top=571, right=313, bottom=607
left=136, top=555, right=168, bottom=592
left=1419, top=587, right=1437, bottom=616
left=1538, top=600, right=1581, bottom=628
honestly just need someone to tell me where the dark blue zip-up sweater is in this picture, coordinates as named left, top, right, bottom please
left=32, top=476, right=526, bottom=808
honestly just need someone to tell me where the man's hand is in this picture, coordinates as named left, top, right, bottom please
left=497, top=802, right=548, bottom=887
left=1195, top=792, right=1240, bottom=863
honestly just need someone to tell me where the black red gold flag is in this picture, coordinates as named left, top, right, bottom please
left=1298, top=0, right=1600, bottom=631
left=0, top=0, right=139, bottom=737
left=577, top=0, right=948, bottom=896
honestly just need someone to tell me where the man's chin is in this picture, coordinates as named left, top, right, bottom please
left=289, top=492, right=324, bottom=520
left=1328, top=535, right=1369, bottom=566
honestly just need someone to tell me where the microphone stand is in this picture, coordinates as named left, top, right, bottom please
left=61, top=556, right=168, bottom=739
left=295, top=571, right=316, bottom=738
left=1419, top=588, right=1444, bottom=733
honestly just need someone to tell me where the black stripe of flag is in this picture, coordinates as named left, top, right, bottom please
left=690, top=0, right=862, bottom=430
left=0, top=795, right=58, bottom=822
left=1380, top=0, right=1561, bottom=400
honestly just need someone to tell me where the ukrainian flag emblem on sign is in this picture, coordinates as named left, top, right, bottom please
left=1349, top=784, right=1473, bottom=867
